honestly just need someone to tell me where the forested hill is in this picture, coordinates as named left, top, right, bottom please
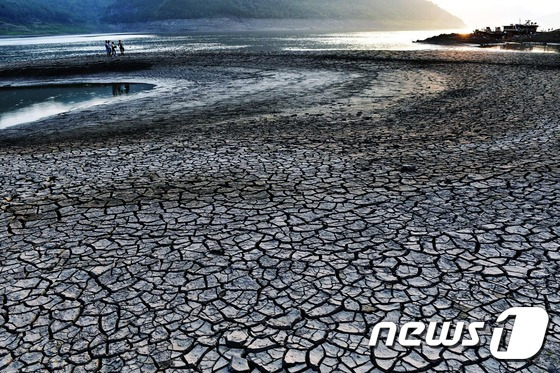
left=0, top=0, right=113, bottom=34
left=106, top=0, right=464, bottom=28
left=0, top=0, right=464, bottom=35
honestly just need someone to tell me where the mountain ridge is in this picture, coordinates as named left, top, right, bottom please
left=0, top=0, right=465, bottom=35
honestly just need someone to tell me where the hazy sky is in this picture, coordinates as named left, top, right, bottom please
left=431, top=0, right=560, bottom=29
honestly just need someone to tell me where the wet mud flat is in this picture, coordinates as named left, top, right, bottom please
left=0, top=50, right=560, bottom=372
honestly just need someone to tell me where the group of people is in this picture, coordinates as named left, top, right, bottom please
left=105, top=40, right=125, bottom=57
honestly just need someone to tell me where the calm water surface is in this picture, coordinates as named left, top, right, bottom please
left=0, top=30, right=482, bottom=64
left=0, top=83, right=154, bottom=129
left=2, top=30, right=558, bottom=64
left=1, top=30, right=557, bottom=65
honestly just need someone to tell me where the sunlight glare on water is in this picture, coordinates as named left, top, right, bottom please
left=0, top=84, right=154, bottom=129
left=0, top=99, right=108, bottom=129
left=1, top=29, right=557, bottom=64
left=284, top=30, right=471, bottom=51
left=0, top=33, right=155, bottom=46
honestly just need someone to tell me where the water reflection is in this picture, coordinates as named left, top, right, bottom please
left=112, top=83, right=131, bottom=96
left=0, top=83, right=154, bottom=129
left=1, top=32, right=558, bottom=65
left=483, top=43, right=560, bottom=53
left=0, top=30, right=471, bottom=64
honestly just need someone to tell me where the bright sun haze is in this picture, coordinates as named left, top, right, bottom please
left=431, top=0, right=560, bottom=29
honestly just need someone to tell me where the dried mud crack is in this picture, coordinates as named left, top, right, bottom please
left=0, top=50, right=559, bottom=372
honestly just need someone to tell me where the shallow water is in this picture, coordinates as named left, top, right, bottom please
left=0, top=30, right=468, bottom=64
left=483, top=42, right=560, bottom=53
left=0, top=83, right=154, bottom=129
left=2, top=30, right=557, bottom=65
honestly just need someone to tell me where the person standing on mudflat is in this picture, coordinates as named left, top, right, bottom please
left=118, top=40, right=125, bottom=56
left=105, top=40, right=111, bottom=57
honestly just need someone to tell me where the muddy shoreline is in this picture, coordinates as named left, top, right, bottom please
left=1, top=49, right=559, bottom=146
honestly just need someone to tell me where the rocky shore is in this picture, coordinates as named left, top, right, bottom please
left=418, top=29, right=560, bottom=45
left=1, top=50, right=560, bottom=371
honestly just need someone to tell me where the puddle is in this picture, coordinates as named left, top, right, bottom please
left=0, top=83, right=154, bottom=129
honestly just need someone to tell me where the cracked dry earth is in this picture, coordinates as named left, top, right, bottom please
left=0, top=50, right=560, bottom=372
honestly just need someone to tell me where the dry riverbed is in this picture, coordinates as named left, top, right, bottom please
left=0, top=50, right=559, bottom=372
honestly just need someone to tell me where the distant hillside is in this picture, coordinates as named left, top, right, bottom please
left=0, top=1, right=68, bottom=24
left=0, top=0, right=113, bottom=34
left=106, top=0, right=464, bottom=29
left=0, top=0, right=464, bottom=35
left=0, top=0, right=113, bottom=23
